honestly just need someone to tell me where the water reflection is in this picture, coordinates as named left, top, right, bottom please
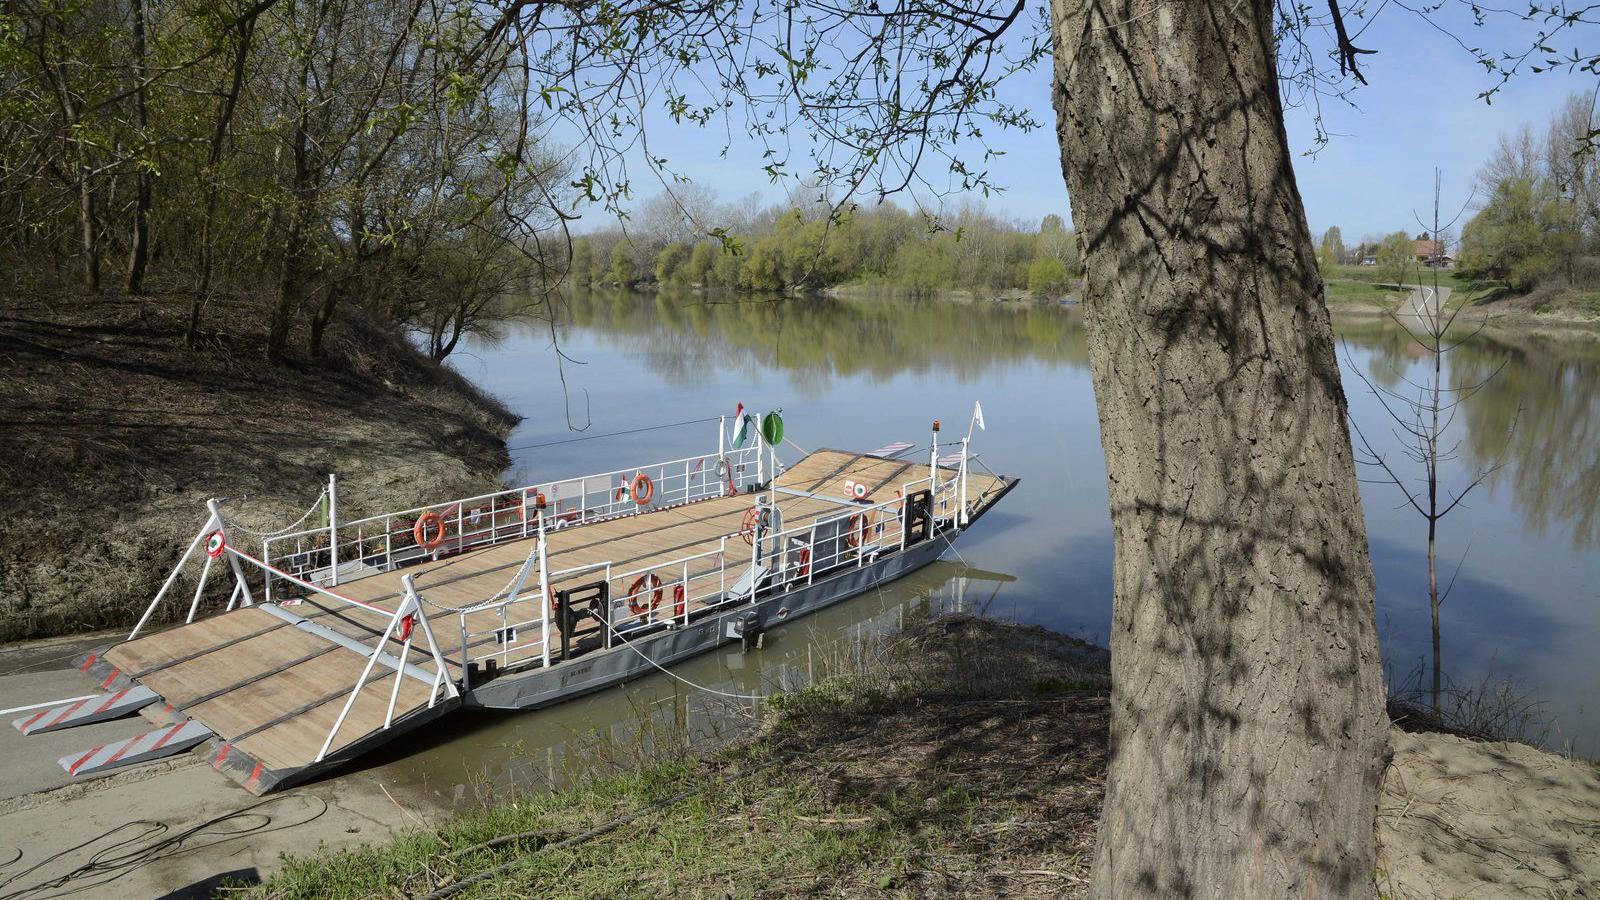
left=546, top=287, right=1090, bottom=389
left=552, top=290, right=1600, bottom=553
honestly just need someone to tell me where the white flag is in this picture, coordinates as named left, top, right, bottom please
left=972, top=400, right=986, bottom=432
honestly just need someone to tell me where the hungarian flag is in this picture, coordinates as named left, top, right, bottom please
left=730, top=403, right=754, bottom=448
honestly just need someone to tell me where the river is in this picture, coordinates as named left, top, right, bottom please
left=376, top=288, right=1599, bottom=803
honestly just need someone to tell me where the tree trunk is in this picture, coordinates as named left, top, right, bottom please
left=125, top=0, right=151, bottom=295
left=1050, top=3, right=1389, bottom=897
left=78, top=175, right=100, bottom=292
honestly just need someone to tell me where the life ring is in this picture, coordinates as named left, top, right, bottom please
left=846, top=510, right=876, bottom=548
left=794, top=547, right=811, bottom=577
left=398, top=614, right=415, bottom=642
left=413, top=511, right=446, bottom=550
left=673, top=584, right=686, bottom=618
left=627, top=573, right=663, bottom=616
left=205, top=530, right=227, bottom=559
left=739, top=506, right=769, bottom=546
left=631, top=472, right=654, bottom=506
left=716, top=457, right=737, bottom=496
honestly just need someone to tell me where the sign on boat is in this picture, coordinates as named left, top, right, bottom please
left=13, top=408, right=1016, bottom=794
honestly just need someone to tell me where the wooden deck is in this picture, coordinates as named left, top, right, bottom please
left=100, top=449, right=1004, bottom=784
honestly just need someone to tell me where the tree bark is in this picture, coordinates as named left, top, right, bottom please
left=1050, top=3, right=1389, bottom=897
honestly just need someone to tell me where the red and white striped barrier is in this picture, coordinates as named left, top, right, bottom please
left=57, top=720, right=213, bottom=777
left=870, top=441, right=914, bottom=458
left=13, top=686, right=160, bottom=735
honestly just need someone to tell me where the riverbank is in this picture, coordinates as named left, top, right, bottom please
left=0, top=292, right=516, bottom=641
left=244, top=616, right=1600, bottom=899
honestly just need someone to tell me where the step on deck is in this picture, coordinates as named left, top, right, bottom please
left=58, top=720, right=213, bottom=777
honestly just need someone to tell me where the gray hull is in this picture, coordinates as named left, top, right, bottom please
left=464, top=532, right=953, bottom=709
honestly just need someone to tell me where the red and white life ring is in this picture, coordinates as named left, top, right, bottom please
left=413, top=511, right=446, bottom=550
left=205, top=531, right=227, bottom=559
left=631, top=472, right=654, bottom=506
left=628, top=573, right=664, bottom=616
left=846, top=510, right=876, bottom=548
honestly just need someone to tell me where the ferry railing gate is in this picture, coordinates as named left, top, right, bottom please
left=315, top=573, right=458, bottom=763
left=131, top=507, right=218, bottom=639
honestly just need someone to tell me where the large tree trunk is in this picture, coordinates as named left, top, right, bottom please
left=125, top=0, right=151, bottom=295
left=1051, top=3, right=1389, bottom=897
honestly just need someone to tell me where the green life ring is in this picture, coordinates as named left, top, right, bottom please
left=760, top=410, right=784, bottom=446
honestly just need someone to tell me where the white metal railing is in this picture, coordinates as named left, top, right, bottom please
left=261, top=443, right=763, bottom=599
left=447, top=460, right=970, bottom=677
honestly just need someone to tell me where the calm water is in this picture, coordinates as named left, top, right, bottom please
left=377, top=289, right=1600, bottom=801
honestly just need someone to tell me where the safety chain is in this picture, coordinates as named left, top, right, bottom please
left=221, top=489, right=329, bottom=539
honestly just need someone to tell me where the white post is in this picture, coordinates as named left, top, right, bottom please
left=959, top=438, right=970, bottom=526
left=756, top=416, right=765, bottom=487
left=930, top=420, right=940, bottom=489
left=129, top=516, right=214, bottom=640
left=538, top=501, right=551, bottom=668
left=184, top=553, right=215, bottom=624
left=327, top=474, right=339, bottom=586
left=209, top=498, right=256, bottom=608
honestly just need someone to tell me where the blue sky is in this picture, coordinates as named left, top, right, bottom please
left=587, top=7, right=1595, bottom=241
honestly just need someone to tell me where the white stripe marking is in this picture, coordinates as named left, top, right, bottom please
left=0, top=695, right=95, bottom=716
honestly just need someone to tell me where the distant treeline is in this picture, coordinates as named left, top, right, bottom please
left=569, top=197, right=1084, bottom=298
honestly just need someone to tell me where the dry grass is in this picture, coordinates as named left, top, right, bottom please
left=0, top=290, right=516, bottom=640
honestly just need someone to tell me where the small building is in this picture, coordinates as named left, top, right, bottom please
left=1414, top=239, right=1453, bottom=268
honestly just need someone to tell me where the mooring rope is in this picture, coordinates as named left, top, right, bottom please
left=595, top=614, right=767, bottom=701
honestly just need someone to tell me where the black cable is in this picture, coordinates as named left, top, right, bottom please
left=0, top=795, right=328, bottom=900
left=504, top=415, right=721, bottom=454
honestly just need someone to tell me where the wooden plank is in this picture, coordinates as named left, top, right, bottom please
left=182, top=650, right=393, bottom=748
left=105, top=609, right=280, bottom=676
left=233, top=669, right=438, bottom=769
left=133, top=626, right=334, bottom=709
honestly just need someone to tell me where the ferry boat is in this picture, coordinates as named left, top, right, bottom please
left=16, top=408, right=1016, bottom=794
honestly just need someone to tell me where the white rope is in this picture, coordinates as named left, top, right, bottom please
left=222, top=489, right=329, bottom=539
left=596, top=612, right=767, bottom=701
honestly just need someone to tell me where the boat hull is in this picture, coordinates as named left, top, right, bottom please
left=464, top=526, right=956, bottom=710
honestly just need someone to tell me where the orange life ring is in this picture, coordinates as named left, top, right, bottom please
left=628, top=573, right=663, bottom=616
left=717, top=457, right=737, bottom=496
left=414, top=511, right=446, bottom=550
left=794, top=547, right=811, bottom=577
left=631, top=472, right=654, bottom=505
left=673, top=583, right=686, bottom=618
left=846, top=510, right=876, bottom=548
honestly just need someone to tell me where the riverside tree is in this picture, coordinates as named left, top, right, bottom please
left=452, top=1, right=1590, bottom=894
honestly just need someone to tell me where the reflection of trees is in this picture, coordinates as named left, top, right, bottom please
left=530, top=287, right=1090, bottom=387
left=1452, top=333, right=1600, bottom=549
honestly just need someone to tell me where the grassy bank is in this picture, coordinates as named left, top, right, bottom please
left=247, top=614, right=1600, bottom=900
left=0, top=291, right=517, bottom=641
left=249, top=616, right=1113, bottom=899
